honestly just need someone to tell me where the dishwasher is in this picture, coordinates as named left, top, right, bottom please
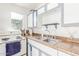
left=2, top=37, right=21, bottom=56
left=6, top=41, right=21, bottom=56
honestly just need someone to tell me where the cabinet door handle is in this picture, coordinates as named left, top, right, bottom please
left=30, top=44, right=32, bottom=56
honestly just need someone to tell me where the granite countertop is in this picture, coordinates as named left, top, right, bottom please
left=26, top=35, right=79, bottom=56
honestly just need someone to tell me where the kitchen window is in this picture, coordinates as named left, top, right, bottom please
left=11, top=12, right=23, bottom=30
left=27, top=11, right=37, bottom=28
left=27, top=13, right=33, bottom=28
left=33, top=11, right=37, bottom=27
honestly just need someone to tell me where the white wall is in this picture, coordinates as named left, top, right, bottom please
left=0, top=3, right=27, bottom=32
left=33, top=4, right=79, bottom=39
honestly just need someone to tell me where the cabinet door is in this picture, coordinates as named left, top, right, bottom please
left=28, top=39, right=57, bottom=56
left=0, top=44, right=6, bottom=56
left=32, top=46, right=40, bottom=56
left=47, top=3, right=58, bottom=11
left=63, top=4, right=79, bottom=26
left=21, top=39, right=26, bottom=55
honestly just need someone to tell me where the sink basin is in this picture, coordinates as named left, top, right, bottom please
left=34, top=36, right=42, bottom=40
left=43, top=38, right=59, bottom=45
left=36, top=37, right=41, bottom=39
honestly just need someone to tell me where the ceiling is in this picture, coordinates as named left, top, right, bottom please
left=14, top=3, right=44, bottom=10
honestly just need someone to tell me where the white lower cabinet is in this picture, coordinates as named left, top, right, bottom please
left=41, top=53, right=47, bottom=56
left=28, top=39, right=71, bottom=56
left=28, top=40, right=40, bottom=56
left=40, top=52, right=48, bottom=56
left=21, top=39, right=26, bottom=55
left=32, top=46, right=39, bottom=56
left=58, top=51, right=71, bottom=56
left=28, top=39, right=57, bottom=56
left=28, top=43, right=40, bottom=56
left=0, top=44, right=6, bottom=56
left=28, top=42, right=49, bottom=56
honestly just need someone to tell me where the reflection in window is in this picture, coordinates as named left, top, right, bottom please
left=11, top=12, right=23, bottom=30
left=33, top=11, right=37, bottom=27
left=27, top=11, right=37, bottom=28
left=27, top=13, right=33, bottom=28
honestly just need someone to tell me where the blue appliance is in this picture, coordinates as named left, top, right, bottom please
left=6, top=41, right=21, bottom=56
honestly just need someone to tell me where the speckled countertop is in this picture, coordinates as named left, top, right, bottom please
left=26, top=35, right=79, bottom=56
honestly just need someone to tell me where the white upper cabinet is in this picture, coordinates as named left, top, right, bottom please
left=37, top=3, right=58, bottom=15
left=37, top=6, right=45, bottom=15
left=37, top=3, right=60, bottom=26
left=47, top=3, right=58, bottom=11
left=62, top=4, right=79, bottom=26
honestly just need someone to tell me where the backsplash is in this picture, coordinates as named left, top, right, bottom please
left=32, top=25, right=79, bottom=39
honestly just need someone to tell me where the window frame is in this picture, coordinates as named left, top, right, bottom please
left=27, top=3, right=59, bottom=29
left=27, top=13, right=33, bottom=28
left=33, top=10, right=37, bottom=28
left=27, top=11, right=37, bottom=28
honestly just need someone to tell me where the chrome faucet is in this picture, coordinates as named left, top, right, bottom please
left=44, top=25, right=51, bottom=40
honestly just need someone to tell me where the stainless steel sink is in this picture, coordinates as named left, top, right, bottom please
left=36, top=37, right=41, bottom=39
left=43, top=38, right=59, bottom=45
left=34, top=36, right=42, bottom=40
left=34, top=36, right=59, bottom=45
